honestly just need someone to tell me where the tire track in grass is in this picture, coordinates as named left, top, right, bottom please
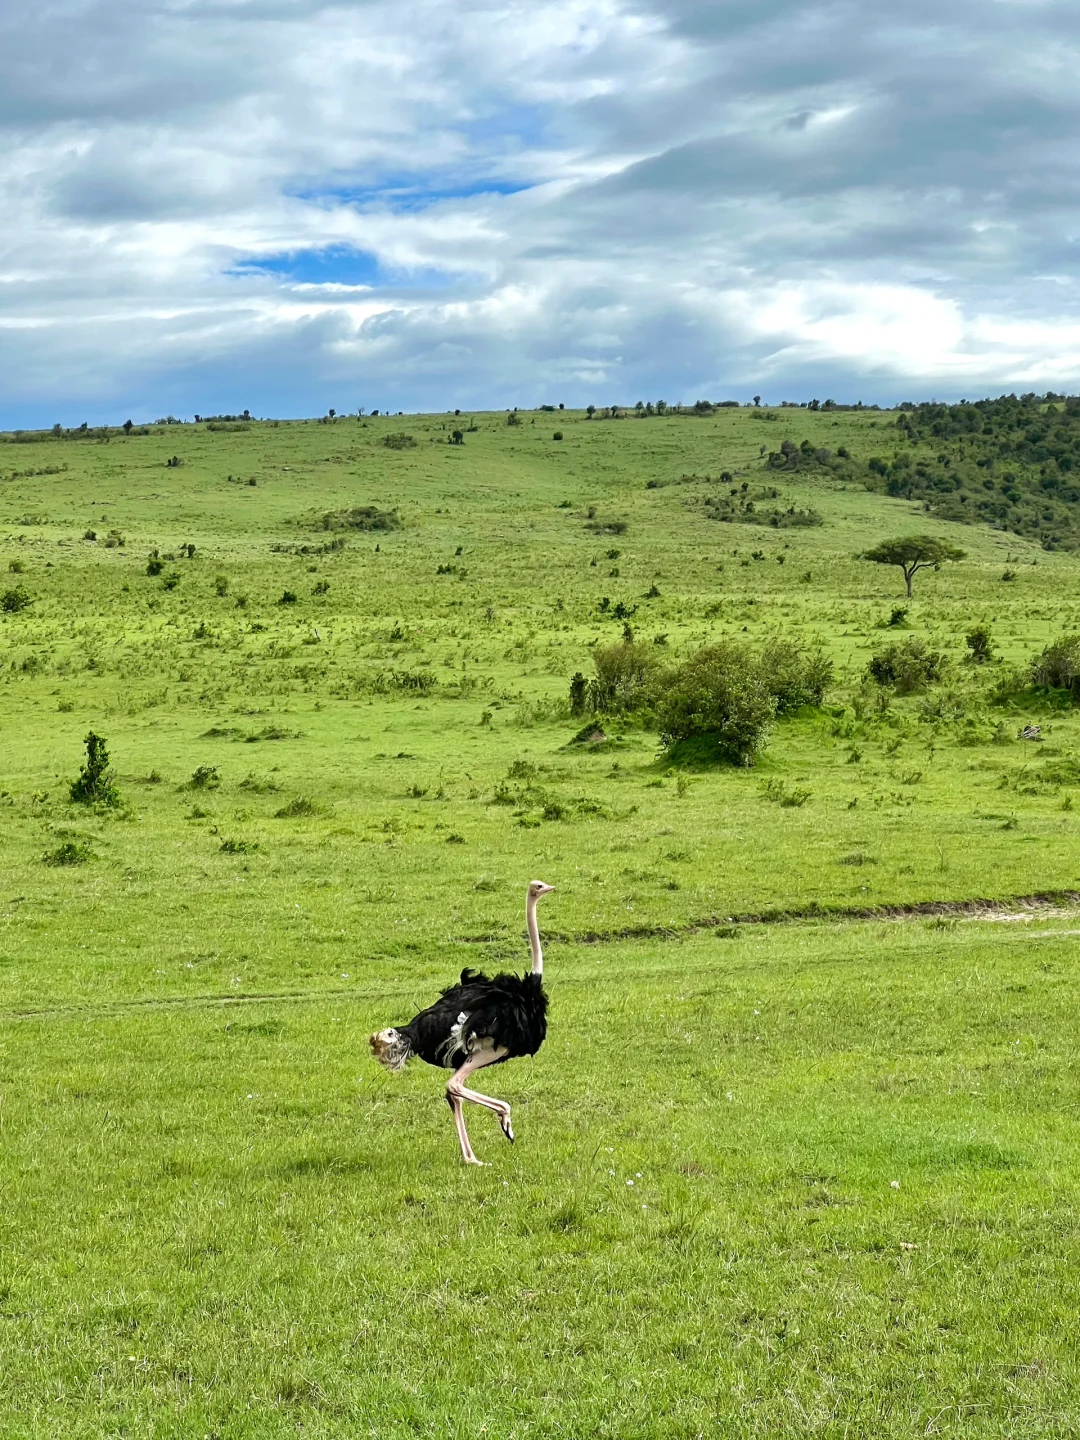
left=460, top=889, right=1080, bottom=947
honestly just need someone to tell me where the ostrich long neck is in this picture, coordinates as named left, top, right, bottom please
left=527, top=895, right=543, bottom=976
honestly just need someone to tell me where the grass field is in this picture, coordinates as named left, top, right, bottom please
left=3, top=406, right=1080, bottom=1435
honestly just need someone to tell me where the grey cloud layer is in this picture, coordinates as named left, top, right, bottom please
left=1, top=0, right=1079, bottom=423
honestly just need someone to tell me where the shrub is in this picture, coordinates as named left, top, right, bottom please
left=215, top=575, right=230, bottom=596
left=320, top=506, right=401, bottom=532
left=43, top=840, right=96, bottom=866
left=188, top=765, right=220, bottom=790
left=278, top=590, right=298, bottom=605
left=1, top=587, right=32, bottom=612
left=589, top=640, right=663, bottom=714
left=658, top=644, right=776, bottom=765
left=220, top=837, right=258, bottom=854
left=146, top=556, right=164, bottom=576
left=274, top=796, right=318, bottom=817
left=69, top=732, right=122, bottom=806
left=239, top=772, right=280, bottom=793
left=758, top=640, right=833, bottom=713
left=391, top=670, right=436, bottom=693
left=867, top=638, right=945, bottom=694
left=553, top=431, right=563, bottom=441
left=1032, top=635, right=1080, bottom=698
left=965, top=624, right=994, bottom=664
left=568, top=672, right=589, bottom=716
left=382, top=433, right=416, bottom=449
left=762, top=778, right=811, bottom=807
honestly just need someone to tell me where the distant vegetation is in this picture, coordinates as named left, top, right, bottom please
left=570, top=637, right=833, bottom=765
left=760, top=393, right=1080, bottom=550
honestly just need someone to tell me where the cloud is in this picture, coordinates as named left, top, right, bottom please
left=1, top=0, right=1079, bottom=424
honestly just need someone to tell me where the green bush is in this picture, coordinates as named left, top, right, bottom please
left=274, top=797, right=319, bottom=818
left=320, top=506, right=401, bottom=532
left=758, top=640, right=833, bottom=714
left=572, top=638, right=831, bottom=764
left=44, top=840, right=96, bottom=866
left=965, top=624, right=994, bottom=664
left=588, top=640, right=663, bottom=714
left=658, top=644, right=776, bottom=766
left=867, top=638, right=945, bottom=694
left=1032, top=635, right=1080, bottom=698
left=69, top=732, right=122, bottom=806
left=1, top=586, right=32, bottom=612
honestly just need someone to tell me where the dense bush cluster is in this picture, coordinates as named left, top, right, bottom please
left=766, top=439, right=834, bottom=473
left=754, top=394, right=1080, bottom=548
left=569, top=638, right=833, bottom=765
left=1032, top=634, right=1080, bottom=698
left=1, top=586, right=32, bottom=612
left=704, top=489, right=824, bottom=528
left=863, top=393, right=1080, bottom=549
left=319, top=507, right=401, bottom=532
left=866, top=638, right=945, bottom=694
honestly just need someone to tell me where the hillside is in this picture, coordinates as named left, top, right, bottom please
left=2, top=402, right=1080, bottom=953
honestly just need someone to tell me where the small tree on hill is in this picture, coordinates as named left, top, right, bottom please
left=861, top=534, right=965, bottom=597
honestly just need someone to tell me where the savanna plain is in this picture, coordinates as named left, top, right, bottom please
left=3, top=403, right=1080, bottom=1437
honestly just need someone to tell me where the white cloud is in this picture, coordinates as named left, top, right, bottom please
left=1, top=0, right=1080, bottom=423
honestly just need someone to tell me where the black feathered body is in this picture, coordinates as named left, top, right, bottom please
left=399, top=967, right=548, bottom=1070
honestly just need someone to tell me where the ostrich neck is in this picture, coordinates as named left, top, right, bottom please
left=527, top=897, right=543, bottom=976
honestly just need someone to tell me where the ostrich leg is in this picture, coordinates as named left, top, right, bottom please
left=446, top=1088, right=480, bottom=1165
left=446, top=1045, right=511, bottom=1163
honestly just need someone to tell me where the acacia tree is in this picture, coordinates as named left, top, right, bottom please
left=861, top=534, right=966, bottom=596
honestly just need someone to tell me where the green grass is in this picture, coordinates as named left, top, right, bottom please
left=3, top=407, right=1080, bottom=1435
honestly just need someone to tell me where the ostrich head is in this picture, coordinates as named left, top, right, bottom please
left=528, top=880, right=555, bottom=901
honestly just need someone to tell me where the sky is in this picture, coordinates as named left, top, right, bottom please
left=2, top=0, right=1080, bottom=426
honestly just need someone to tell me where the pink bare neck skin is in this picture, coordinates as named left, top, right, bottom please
left=527, top=893, right=543, bottom=976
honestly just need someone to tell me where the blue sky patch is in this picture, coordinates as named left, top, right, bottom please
left=228, top=246, right=458, bottom=289
left=290, top=176, right=532, bottom=214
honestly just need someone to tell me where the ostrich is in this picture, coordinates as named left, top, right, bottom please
left=369, top=880, right=555, bottom=1164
